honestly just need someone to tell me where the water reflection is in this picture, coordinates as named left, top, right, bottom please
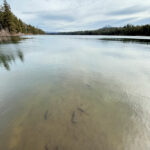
left=0, top=36, right=24, bottom=44
left=0, top=48, right=24, bottom=70
left=99, top=37, right=150, bottom=44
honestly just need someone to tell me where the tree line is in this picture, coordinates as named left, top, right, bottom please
left=51, top=24, right=150, bottom=36
left=0, top=0, right=45, bottom=34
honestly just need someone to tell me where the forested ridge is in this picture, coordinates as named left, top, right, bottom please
left=0, top=0, right=45, bottom=35
left=51, top=24, right=150, bottom=36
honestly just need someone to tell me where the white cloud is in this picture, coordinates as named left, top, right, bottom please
left=6, top=0, right=150, bottom=31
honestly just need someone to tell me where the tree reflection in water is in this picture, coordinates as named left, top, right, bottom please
left=0, top=48, right=24, bottom=70
left=0, top=36, right=25, bottom=70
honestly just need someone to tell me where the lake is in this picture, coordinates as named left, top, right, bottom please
left=0, top=35, right=150, bottom=150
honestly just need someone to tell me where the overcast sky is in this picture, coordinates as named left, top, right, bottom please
left=5, top=0, right=150, bottom=32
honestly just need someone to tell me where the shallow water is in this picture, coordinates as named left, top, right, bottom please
left=0, top=35, right=150, bottom=150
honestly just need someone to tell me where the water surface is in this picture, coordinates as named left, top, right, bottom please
left=0, top=35, right=150, bottom=150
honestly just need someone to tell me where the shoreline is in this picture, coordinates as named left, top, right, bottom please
left=0, top=30, right=34, bottom=37
left=0, top=30, right=44, bottom=43
left=0, top=36, right=23, bottom=44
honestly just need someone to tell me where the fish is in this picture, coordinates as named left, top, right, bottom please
left=44, top=110, right=48, bottom=120
left=55, top=146, right=59, bottom=150
left=45, top=144, right=49, bottom=150
left=86, top=84, right=91, bottom=88
left=77, top=107, right=85, bottom=113
left=71, top=111, right=76, bottom=124
left=77, top=107, right=88, bottom=115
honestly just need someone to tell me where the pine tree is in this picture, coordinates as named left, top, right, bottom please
left=3, top=0, right=16, bottom=33
left=0, top=0, right=45, bottom=34
left=0, top=4, right=4, bottom=29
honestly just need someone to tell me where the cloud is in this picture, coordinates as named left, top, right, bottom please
left=90, top=17, right=138, bottom=28
left=7, top=0, right=150, bottom=32
left=133, top=17, right=150, bottom=25
left=108, top=5, right=149, bottom=16
left=23, top=11, right=75, bottom=22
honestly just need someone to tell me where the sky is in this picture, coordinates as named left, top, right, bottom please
left=5, top=0, right=150, bottom=32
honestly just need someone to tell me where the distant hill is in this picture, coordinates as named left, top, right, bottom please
left=48, top=24, right=150, bottom=36
left=0, top=0, right=45, bottom=35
